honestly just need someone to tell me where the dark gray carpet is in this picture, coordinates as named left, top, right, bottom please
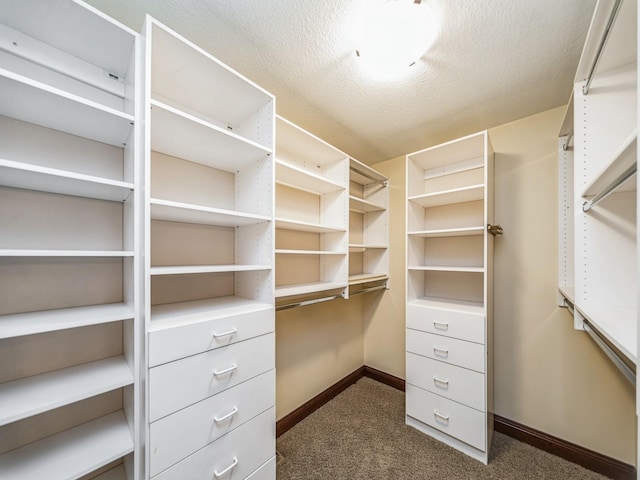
left=276, top=377, right=607, bottom=480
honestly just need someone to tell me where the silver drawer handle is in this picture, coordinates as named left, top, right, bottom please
left=433, top=321, right=449, bottom=330
left=214, top=406, right=239, bottom=423
left=213, top=364, right=237, bottom=376
left=434, top=410, right=450, bottom=423
left=213, top=457, right=238, bottom=478
left=213, top=328, right=238, bottom=338
left=433, top=376, right=449, bottom=387
left=433, top=346, right=449, bottom=357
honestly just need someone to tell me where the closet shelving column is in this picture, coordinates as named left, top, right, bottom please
left=405, top=131, right=495, bottom=464
left=144, top=17, right=276, bottom=480
left=0, top=1, right=141, bottom=479
left=348, top=158, right=389, bottom=292
left=274, top=115, right=349, bottom=301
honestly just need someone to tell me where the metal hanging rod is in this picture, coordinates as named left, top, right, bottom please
left=349, top=284, right=387, bottom=296
left=349, top=166, right=388, bottom=186
left=583, top=321, right=635, bottom=386
left=276, top=293, right=341, bottom=311
left=562, top=296, right=575, bottom=316
left=582, top=0, right=622, bottom=95
left=582, top=162, right=636, bottom=212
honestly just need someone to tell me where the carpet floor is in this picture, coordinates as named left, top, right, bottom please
left=276, top=377, right=608, bottom=480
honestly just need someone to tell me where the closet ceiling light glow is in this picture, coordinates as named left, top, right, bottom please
left=354, top=0, right=438, bottom=81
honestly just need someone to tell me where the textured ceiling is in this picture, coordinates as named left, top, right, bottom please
left=85, top=0, right=596, bottom=164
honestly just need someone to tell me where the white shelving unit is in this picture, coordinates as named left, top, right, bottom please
left=274, top=115, right=349, bottom=300
left=144, top=17, right=275, bottom=479
left=405, top=131, right=495, bottom=464
left=0, top=1, right=141, bottom=478
left=348, top=158, right=389, bottom=295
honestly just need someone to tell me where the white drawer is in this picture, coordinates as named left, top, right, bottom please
left=406, top=329, right=485, bottom=373
left=406, top=352, right=485, bottom=411
left=245, top=456, right=276, bottom=480
left=406, top=303, right=484, bottom=344
left=149, top=307, right=274, bottom=367
left=153, top=408, right=275, bottom=480
left=406, top=384, right=486, bottom=451
left=149, top=333, right=274, bottom=421
left=150, top=370, right=275, bottom=477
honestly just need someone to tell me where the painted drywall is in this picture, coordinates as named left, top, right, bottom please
left=363, top=106, right=636, bottom=464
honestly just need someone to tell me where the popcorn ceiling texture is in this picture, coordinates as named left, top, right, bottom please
left=87, top=0, right=595, bottom=163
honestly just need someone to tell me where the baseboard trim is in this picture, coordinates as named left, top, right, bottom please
left=276, top=365, right=636, bottom=479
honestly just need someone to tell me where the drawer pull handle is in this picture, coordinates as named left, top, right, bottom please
left=213, top=328, right=238, bottom=338
left=433, top=321, right=449, bottom=330
left=213, top=364, right=237, bottom=376
left=434, top=410, right=450, bottom=423
left=433, top=376, right=449, bottom=388
left=214, top=406, right=239, bottom=423
left=213, top=457, right=238, bottom=478
left=433, top=346, right=449, bottom=357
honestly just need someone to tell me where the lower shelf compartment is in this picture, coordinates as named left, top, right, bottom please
left=0, top=410, right=133, bottom=480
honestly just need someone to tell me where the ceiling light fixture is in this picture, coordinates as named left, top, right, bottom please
left=354, top=0, right=437, bottom=81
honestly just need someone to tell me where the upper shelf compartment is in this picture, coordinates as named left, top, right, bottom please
left=276, top=159, right=344, bottom=194
left=149, top=19, right=274, bottom=150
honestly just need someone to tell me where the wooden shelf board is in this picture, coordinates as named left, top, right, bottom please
left=0, top=68, right=133, bottom=148
left=0, top=303, right=133, bottom=340
left=150, top=264, right=271, bottom=275
left=577, top=303, right=637, bottom=364
left=408, top=265, right=484, bottom=273
left=349, top=273, right=388, bottom=285
left=0, top=411, right=133, bottom=480
left=408, top=296, right=484, bottom=315
left=150, top=295, right=272, bottom=332
left=275, top=217, right=346, bottom=233
left=349, top=195, right=385, bottom=213
left=408, top=184, right=484, bottom=208
left=0, top=250, right=133, bottom=257
left=408, top=226, right=485, bottom=238
left=0, top=357, right=133, bottom=426
left=0, top=159, right=133, bottom=202
left=275, top=159, right=344, bottom=194
left=275, top=282, right=346, bottom=298
left=276, top=249, right=346, bottom=255
left=150, top=99, right=271, bottom=172
left=150, top=198, right=270, bottom=227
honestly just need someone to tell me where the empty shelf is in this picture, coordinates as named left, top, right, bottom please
left=0, top=250, right=134, bottom=257
left=0, top=159, right=133, bottom=202
left=275, top=217, right=346, bottom=233
left=350, top=158, right=387, bottom=186
left=275, top=159, right=344, bottom=194
left=577, top=303, right=637, bottom=364
left=349, top=195, right=385, bottom=213
left=423, top=156, right=484, bottom=180
left=349, top=273, right=388, bottom=285
left=0, top=356, right=133, bottom=426
left=150, top=264, right=271, bottom=275
left=409, top=184, right=484, bottom=208
left=150, top=198, right=270, bottom=226
left=92, top=465, right=126, bottom=480
left=349, top=244, right=388, bottom=250
left=276, top=249, right=346, bottom=255
left=276, top=116, right=347, bottom=167
left=408, top=226, right=485, bottom=237
left=408, top=265, right=484, bottom=273
left=408, top=296, right=484, bottom=315
left=0, top=411, right=134, bottom=480
left=275, top=281, right=346, bottom=298
left=559, top=286, right=575, bottom=305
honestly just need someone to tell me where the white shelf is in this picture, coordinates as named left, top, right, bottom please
left=276, top=116, right=347, bottom=167
left=0, top=250, right=134, bottom=257
left=276, top=249, right=346, bottom=255
left=275, top=217, right=346, bottom=233
left=0, top=68, right=133, bottom=148
left=150, top=264, right=271, bottom=276
left=0, top=411, right=133, bottom=480
left=408, top=226, right=485, bottom=238
left=349, top=195, right=386, bottom=213
left=275, top=281, right=346, bottom=298
left=0, top=303, right=133, bottom=340
left=408, top=296, right=485, bottom=315
left=409, top=184, right=485, bottom=208
left=349, top=244, right=388, bottom=250
left=349, top=273, right=388, bottom=285
left=423, top=156, right=484, bottom=180
left=0, top=356, right=133, bottom=426
left=350, top=158, right=387, bottom=186
left=0, top=159, right=133, bottom=202
left=408, top=265, right=484, bottom=273
left=150, top=99, right=271, bottom=172
left=559, top=286, right=576, bottom=305
left=150, top=295, right=272, bottom=332
left=150, top=198, right=270, bottom=227
left=92, top=465, right=127, bottom=480
left=577, top=303, right=637, bottom=364
left=275, top=159, right=344, bottom=194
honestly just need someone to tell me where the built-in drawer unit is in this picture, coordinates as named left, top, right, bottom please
left=152, top=408, right=275, bottom=480
left=406, top=384, right=486, bottom=451
left=149, top=333, right=274, bottom=421
left=406, top=353, right=485, bottom=412
left=149, top=370, right=275, bottom=476
left=406, top=302, right=484, bottom=344
left=406, top=329, right=485, bottom=373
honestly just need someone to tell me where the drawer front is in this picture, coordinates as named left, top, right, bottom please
left=406, top=384, right=486, bottom=451
left=150, top=370, right=275, bottom=477
left=149, top=333, right=274, bottom=421
left=245, top=456, right=276, bottom=480
left=406, top=329, right=485, bottom=373
left=149, top=307, right=274, bottom=367
left=406, top=304, right=484, bottom=344
left=406, top=353, right=485, bottom=411
left=153, top=408, right=275, bottom=480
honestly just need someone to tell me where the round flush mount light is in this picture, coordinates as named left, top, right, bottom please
left=354, top=0, right=438, bottom=81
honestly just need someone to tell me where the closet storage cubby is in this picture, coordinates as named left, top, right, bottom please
left=144, top=17, right=276, bottom=480
left=0, top=1, right=141, bottom=479
left=275, top=115, right=349, bottom=299
left=348, top=158, right=389, bottom=291
left=405, top=131, right=495, bottom=464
